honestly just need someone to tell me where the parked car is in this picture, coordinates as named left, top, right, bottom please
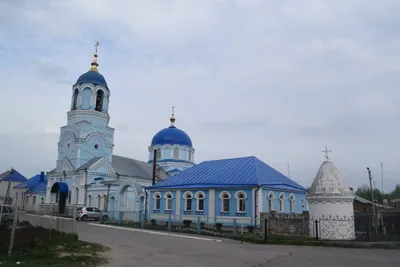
left=75, top=207, right=108, bottom=221
left=0, top=205, right=15, bottom=229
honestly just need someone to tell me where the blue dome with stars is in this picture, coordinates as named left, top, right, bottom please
left=151, top=126, right=193, bottom=147
left=76, top=70, right=108, bottom=87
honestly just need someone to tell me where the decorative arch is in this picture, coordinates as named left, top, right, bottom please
left=234, top=190, right=248, bottom=200
left=279, top=192, right=285, bottom=212
left=72, top=88, right=79, bottom=110
left=84, top=132, right=111, bottom=147
left=289, top=193, right=295, bottom=212
left=183, top=191, right=193, bottom=211
left=153, top=192, right=161, bottom=210
left=59, top=131, right=77, bottom=147
left=183, top=191, right=193, bottom=199
left=220, top=191, right=231, bottom=212
left=164, top=192, right=173, bottom=210
left=163, top=191, right=174, bottom=199
left=219, top=191, right=232, bottom=199
left=81, top=87, right=93, bottom=109
left=194, top=191, right=206, bottom=199
left=268, top=191, right=275, bottom=212
left=194, top=191, right=205, bottom=211
left=95, top=89, right=104, bottom=112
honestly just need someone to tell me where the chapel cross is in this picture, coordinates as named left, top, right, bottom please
left=95, top=41, right=100, bottom=54
left=322, top=146, right=332, bottom=160
left=172, top=106, right=175, bottom=116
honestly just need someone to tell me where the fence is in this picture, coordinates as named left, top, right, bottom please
left=102, top=210, right=399, bottom=242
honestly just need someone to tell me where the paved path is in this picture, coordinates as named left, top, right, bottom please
left=20, top=214, right=400, bottom=267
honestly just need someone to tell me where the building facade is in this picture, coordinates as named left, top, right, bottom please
left=148, top=109, right=195, bottom=176
left=146, top=156, right=307, bottom=227
left=307, top=160, right=355, bottom=240
left=43, top=44, right=168, bottom=219
left=14, top=172, right=47, bottom=212
left=0, top=169, right=27, bottom=205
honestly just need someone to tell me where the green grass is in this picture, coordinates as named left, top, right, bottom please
left=0, top=230, right=109, bottom=267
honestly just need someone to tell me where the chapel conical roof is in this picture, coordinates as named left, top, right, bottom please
left=307, top=160, right=354, bottom=199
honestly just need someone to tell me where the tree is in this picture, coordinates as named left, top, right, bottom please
left=355, top=184, right=400, bottom=204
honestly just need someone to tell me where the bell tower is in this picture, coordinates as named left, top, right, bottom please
left=56, top=42, right=115, bottom=170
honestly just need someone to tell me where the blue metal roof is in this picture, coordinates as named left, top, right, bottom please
left=76, top=70, right=108, bottom=87
left=151, top=126, right=193, bottom=147
left=0, top=169, right=28, bottom=183
left=148, top=156, right=306, bottom=191
left=15, top=172, right=47, bottom=194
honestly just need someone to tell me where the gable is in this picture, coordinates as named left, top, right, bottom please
left=87, top=157, right=116, bottom=175
left=57, top=157, right=75, bottom=172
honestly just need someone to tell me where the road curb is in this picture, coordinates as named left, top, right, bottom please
left=88, top=223, right=223, bottom=243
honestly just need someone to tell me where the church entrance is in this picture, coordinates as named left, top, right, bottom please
left=50, top=182, right=69, bottom=214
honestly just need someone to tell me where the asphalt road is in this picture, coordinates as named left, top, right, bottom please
left=20, top=214, right=400, bottom=267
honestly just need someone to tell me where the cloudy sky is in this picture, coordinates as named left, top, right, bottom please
left=1, top=0, right=399, bottom=192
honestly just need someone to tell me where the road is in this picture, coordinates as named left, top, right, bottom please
left=20, top=214, right=400, bottom=267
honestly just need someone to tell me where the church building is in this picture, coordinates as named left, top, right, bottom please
left=146, top=156, right=308, bottom=227
left=43, top=43, right=170, bottom=219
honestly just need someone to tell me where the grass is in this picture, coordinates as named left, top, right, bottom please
left=0, top=227, right=109, bottom=267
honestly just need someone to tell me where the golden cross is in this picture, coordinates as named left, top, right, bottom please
left=172, top=106, right=175, bottom=116
left=95, top=41, right=100, bottom=55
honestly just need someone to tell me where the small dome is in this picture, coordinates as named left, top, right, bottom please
left=151, top=126, right=193, bottom=147
left=308, top=160, right=354, bottom=198
left=76, top=70, right=108, bottom=87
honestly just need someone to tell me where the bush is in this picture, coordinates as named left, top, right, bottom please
left=247, top=225, right=254, bottom=233
left=183, top=220, right=192, bottom=227
left=215, top=223, right=223, bottom=231
left=200, top=222, right=205, bottom=229
left=150, top=219, right=157, bottom=225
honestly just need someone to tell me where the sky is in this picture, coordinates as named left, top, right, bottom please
left=1, top=0, right=400, bottom=192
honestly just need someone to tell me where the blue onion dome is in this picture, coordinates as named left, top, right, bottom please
left=76, top=70, right=107, bottom=87
left=151, top=109, right=193, bottom=147
left=75, top=41, right=108, bottom=87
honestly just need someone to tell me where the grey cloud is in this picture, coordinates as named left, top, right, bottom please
left=1, top=1, right=400, bottom=192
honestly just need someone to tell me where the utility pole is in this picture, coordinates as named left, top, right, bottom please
left=0, top=168, right=14, bottom=228
left=380, top=162, right=384, bottom=194
left=367, top=167, right=377, bottom=233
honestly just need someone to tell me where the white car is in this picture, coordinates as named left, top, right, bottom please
left=75, top=207, right=108, bottom=221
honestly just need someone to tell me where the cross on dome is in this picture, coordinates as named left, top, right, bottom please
left=322, top=146, right=332, bottom=160
left=170, top=106, right=176, bottom=127
left=90, top=41, right=100, bottom=72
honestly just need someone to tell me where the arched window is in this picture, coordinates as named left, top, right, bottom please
left=103, top=194, right=107, bottom=211
left=164, top=192, right=173, bottom=210
left=173, top=148, right=179, bottom=159
left=279, top=193, right=285, bottom=212
left=219, top=192, right=231, bottom=212
left=195, top=191, right=205, bottom=211
left=72, top=88, right=79, bottom=110
left=289, top=194, right=295, bottom=212
left=188, top=151, right=192, bottom=161
left=75, top=188, right=79, bottom=204
left=235, top=191, right=247, bottom=212
left=97, top=195, right=101, bottom=209
left=153, top=193, right=161, bottom=210
left=268, top=192, right=274, bottom=211
left=41, top=197, right=44, bottom=205
left=26, top=196, right=29, bottom=205
left=183, top=191, right=193, bottom=211
left=156, top=148, right=161, bottom=159
left=88, top=195, right=92, bottom=206
left=95, top=90, right=104, bottom=112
